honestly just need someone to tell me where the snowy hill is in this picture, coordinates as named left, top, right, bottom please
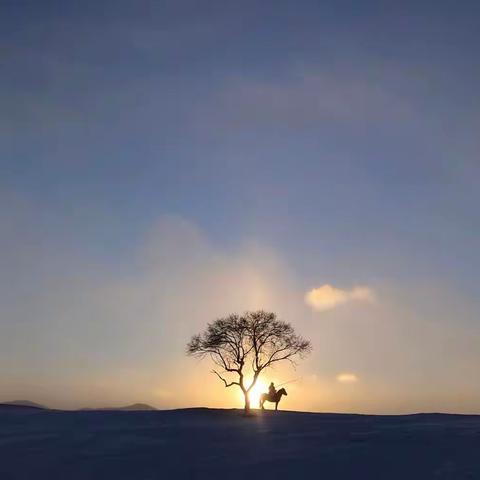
left=0, top=407, right=479, bottom=479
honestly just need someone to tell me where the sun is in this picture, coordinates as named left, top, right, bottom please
left=246, top=379, right=269, bottom=409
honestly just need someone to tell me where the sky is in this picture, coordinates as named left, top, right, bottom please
left=1, top=0, right=480, bottom=413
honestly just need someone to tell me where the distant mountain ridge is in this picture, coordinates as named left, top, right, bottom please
left=1, top=400, right=48, bottom=409
left=120, top=403, right=156, bottom=411
left=81, top=403, right=157, bottom=411
left=0, top=401, right=156, bottom=411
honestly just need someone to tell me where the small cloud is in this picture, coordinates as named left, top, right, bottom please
left=350, top=286, right=375, bottom=302
left=305, top=284, right=375, bottom=312
left=336, top=373, right=358, bottom=383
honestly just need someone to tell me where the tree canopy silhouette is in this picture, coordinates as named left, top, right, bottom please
left=187, top=310, right=311, bottom=413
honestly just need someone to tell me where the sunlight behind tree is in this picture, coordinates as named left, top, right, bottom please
left=244, top=379, right=269, bottom=409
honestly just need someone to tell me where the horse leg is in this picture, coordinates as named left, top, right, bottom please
left=275, top=401, right=278, bottom=411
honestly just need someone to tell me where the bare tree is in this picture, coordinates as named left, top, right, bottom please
left=187, top=310, right=311, bottom=413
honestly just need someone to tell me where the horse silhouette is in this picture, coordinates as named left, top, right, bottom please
left=259, top=387, right=288, bottom=411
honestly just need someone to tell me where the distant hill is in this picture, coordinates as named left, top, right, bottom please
left=1, top=400, right=48, bottom=409
left=81, top=403, right=156, bottom=411
left=120, top=403, right=156, bottom=411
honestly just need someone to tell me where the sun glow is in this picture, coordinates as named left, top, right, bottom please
left=246, top=379, right=269, bottom=408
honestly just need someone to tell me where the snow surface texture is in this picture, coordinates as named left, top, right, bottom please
left=0, top=407, right=479, bottom=479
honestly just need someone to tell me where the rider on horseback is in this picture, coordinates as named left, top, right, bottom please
left=268, top=382, right=277, bottom=401
left=260, top=384, right=287, bottom=410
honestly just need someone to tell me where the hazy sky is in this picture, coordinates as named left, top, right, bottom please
left=1, top=1, right=480, bottom=413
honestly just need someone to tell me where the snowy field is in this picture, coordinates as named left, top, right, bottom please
left=1, top=405, right=479, bottom=479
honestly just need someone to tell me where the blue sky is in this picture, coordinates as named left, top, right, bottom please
left=1, top=1, right=480, bottom=411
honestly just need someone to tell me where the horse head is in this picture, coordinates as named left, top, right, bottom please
left=278, top=388, right=288, bottom=397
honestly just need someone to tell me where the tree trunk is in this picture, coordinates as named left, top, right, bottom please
left=243, top=393, right=250, bottom=414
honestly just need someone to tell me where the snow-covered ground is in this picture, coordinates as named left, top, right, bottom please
left=1, top=406, right=479, bottom=479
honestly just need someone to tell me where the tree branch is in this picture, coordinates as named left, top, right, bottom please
left=212, top=370, right=240, bottom=388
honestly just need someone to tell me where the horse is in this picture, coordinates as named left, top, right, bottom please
left=259, top=388, right=288, bottom=411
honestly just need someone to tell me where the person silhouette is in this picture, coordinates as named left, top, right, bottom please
left=268, top=382, right=277, bottom=400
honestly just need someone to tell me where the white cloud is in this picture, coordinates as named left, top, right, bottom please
left=350, top=286, right=376, bottom=303
left=305, top=284, right=375, bottom=312
left=336, top=373, right=358, bottom=383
